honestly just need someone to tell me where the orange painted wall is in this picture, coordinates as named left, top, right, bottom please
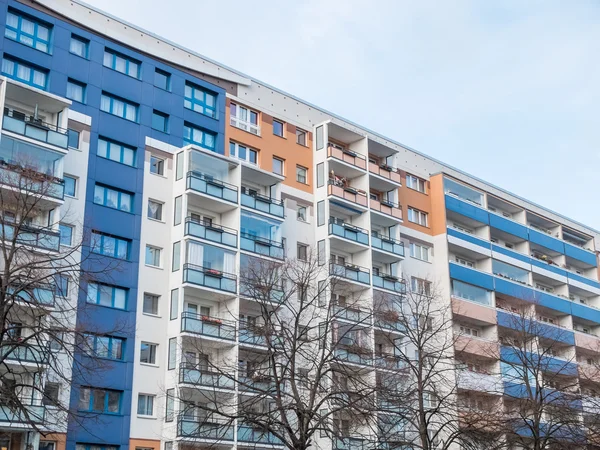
left=225, top=99, right=313, bottom=194
left=428, top=173, right=447, bottom=236
left=398, top=171, right=432, bottom=235
left=130, top=438, right=161, bottom=450
left=42, top=434, right=66, bottom=450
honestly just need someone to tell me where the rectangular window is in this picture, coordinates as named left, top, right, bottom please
left=84, top=334, right=124, bottom=360
left=183, top=123, right=216, bottom=151
left=409, top=242, right=430, bottom=262
left=411, top=277, right=432, bottom=296
left=297, top=243, right=308, bottom=261
left=174, top=196, right=182, bottom=226
left=87, top=282, right=127, bottom=310
left=296, top=128, right=307, bottom=146
left=42, top=383, right=60, bottom=406
left=2, top=56, right=47, bottom=89
left=184, top=82, right=217, bottom=118
left=56, top=275, right=69, bottom=297
left=78, top=387, right=122, bottom=414
left=170, top=289, right=178, bottom=320
left=59, top=223, right=73, bottom=247
left=175, top=152, right=184, bottom=180
left=145, top=245, right=162, bottom=267
left=229, top=141, right=257, bottom=164
left=152, top=110, right=169, bottom=133
left=64, top=176, right=77, bottom=197
left=296, top=165, right=308, bottom=184
left=137, top=394, right=155, bottom=416
left=297, top=206, right=307, bottom=222
left=5, top=10, right=51, bottom=53
left=91, top=231, right=130, bottom=260
left=100, top=92, right=139, bottom=122
left=172, top=241, right=181, bottom=272
left=273, top=119, right=284, bottom=137
left=317, top=163, right=324, bottom=187
left=148, top=200, right=163, bottom=221
left=143, top=293, right=159, bottom=316
left=318, top=280, right=326, bottom=306
left=408, top=207, right=428, bottom=227
left=67, top=129, right=80, bottom=149
left=154, top=68, right=171, bottom=91
left=140, top=342, right=157, bottom=365
left=66, top=79, right=86, bottom=103
left=168, top=338, right=176, bottom=370
left=272, top=157, right=284, bottom=175
left=316, top=126, right=324, bottom=150
left=165, top=389, right=174, bottom=422
left=103, top=49, right=141, bottom=79
left=69, top=34, right=89, bottom=58
left=318, top=240, right=325, bottom=266
left=97, top=137, right=136, bottom=167
left=150, top=156, right=164, bottom=175
left=94, top=184, right=133, bottom=213
left=407, top=174, right=426, bottom=193
left=230, top=102, right=259, bottom=134
left=317, top=201, right=325, bottom=226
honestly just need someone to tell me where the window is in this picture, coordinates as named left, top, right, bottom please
left=87, top=282, right=127, bottom=309
left=143, top=294, right=159, bottom=316
left=150, top=156, right=164, bottom=175
left=84, top=334, right=124, bottom=360
left=66, top=79, right=86, bottom=103
left=296, top=166, right=308, bottom=184
left=174, top=196, right=182, bottom=226
left=408, top=207, right=428, bottom=227
left=168, top=338, right=176, bottom=370
left=184, top=82, right=217, bottom=118
left=69, top=34, right=89, bottom=58
left=317, top=163, right=324, bottom=187
left=100, top=93, right=139, bottom=122
left=296, top=128, right=307, bottom=146
left=176, top=152, right=184, bottom=180
left=297, top=206, right=307, bottom=222
left=407, top=174, right=426, bottom=193
left=140, top=342, right=157, bottom=365
left=78, top=387, right=122, bottom=414
left=91, top=231, right=130, bottom=260
left=451, top=280, right=490, bottom=305
left=152, top=110, right=169, bottom=133
left=154, top=68, right=171, bottom=91
left=148, top=200, right=163, bottom=221
left=103, top=49, right=140, bottom=79
left=97, top=137, right=136, bottom=167
left=183, top=123, right=216, bottom=152
left=59, top=224, right=73, bottom=247
left=316, top=125, right=324, bottom=150
left=409, top=242, right=430, bottom=262
left=94, top=184, right=133, bottom=212
left=43, top=382, right=59, bottom=406
left=137, top=394, right=155, bottom=416
left=229, top=142, right=257, bottom=164
left=145, top=245, right=162, bottom=267
left=165, top=389, right=175, bottom=422
left=1, top=56, right=47, bottom=89
left=273, top=119, right=284, bottom=137
left=172, top=241, right=181, bottom=272
left=273, top=157, right=284, bottom=175
left=39, top=442, right=55, bottom=450
left=67, top=129, right=80, bottom=149
left=297, top=243, right=308, bottom=261
left=56, top=275, right=69, bottom=297
left=64, top=176, right=77, bottom=197
left=317, top=201, right=325, bottom=226
left=318, top=240, right=326, bottom=266
left=5, top=10, right=51, bottom=53
left=230, top=102, right=259, bottom=134
left=411, top=277, right=431, bottom=296
left=170, top=289, right=178, bottom=320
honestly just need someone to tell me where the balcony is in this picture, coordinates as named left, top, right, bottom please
left=238, top=424, right=283, bottom=445
left=371, top=233, right=404, bottom=258
left=0, top=344, right=48, bottom=364
left=240, top=233, right=284, bottom=260
left=179, top=363, right=235, bottom=389
left=239, top=324, right=281, bottom=348
left=374, top=353, right=406, bottom=371
left=374, top=311, right=404, bottom=333
left=368, top=162, right=401, bottom=184
left=334, top=437, right=371, bottom=450
left=185, top=218, right=237, bottom=249
left=182, top=264, right=237, bottom=294
left=241, top=192, right=284, bottom=219
left=370, top=198, right=402, bottom=220
left=329, top=221, right=369, bottom=247
left=177, top=415, right=234, bottom=441
left=1, top=223, right=60, bottom=252
left=330, top=262, right=370, bottom=285
left=3, top=109, right=68, bottom=149
left=180, top=312, right=236, bottom=341
left=328, top=145, right=367, bottom=170
left=333, top=304, right=371, bottom=324
left=238, top=374, right=275, bottom=393
left=334, top=346, right=372, bottom=367
left=240, top=278, right=285, bottom=303
left=454, top=334, right=499, bottom=359
left=0, top=402, right=45, bottom=424
left=186, top=171, right=238, bottom=204
left=457, top=369, right=501, bottom=393
left=373, top=273, right=405, bottom=293
left=0, top=163, right=64, bottom=200
left=328, top=181, right=368, bottom=209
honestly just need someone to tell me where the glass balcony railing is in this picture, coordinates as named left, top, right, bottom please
left=1, top=223, right=60, bottom=252
left=239, top=278, right=285, bottom=303
left=329, top=221, right=369, bottom=245
left=238, top=375, right=275, bottom=392
left=0, top=344, right=48, bottom=364
left=334, top=347, right=372, bottom=366
left=239, top=324, right=282, bottom=348
left=328, top=180, right=368, bottom=207
left=328, top=145, right=367, bottom=170
left=177, top=416, right=234, bottom=441
left=371, top=233, right=404, bottom=257
left=11, top=285, right=55, bottom=306
left=330, top=262, right=370, bottom=285
left=240, top=232, right=285, bottom=260
left=180, top=312, right=236, bottom=341
left=185, top=218, right=237, bottom=248
left=0, top=164, right=64, bottom=200
left=179, top=363, right=235, bottom=389
left=374, top=353, right=406, bottom=371
left=182, top=264, right=237, bottom=293
left=373, top=273, right=405, bottom=293
left=369, top=198, right=402, bottom=219
left=334, top=437, right=371, bottom=450
left=238, top=424, right=283, bottom=445
left=333, top=304, right=371, bottom=323
left=186, top=171, right=238, bottom=203
left=3, top=110, right=68, bottom=149
left=0, top=403, right=45, bottom=423
left=241, top=192, right=284, bottom=218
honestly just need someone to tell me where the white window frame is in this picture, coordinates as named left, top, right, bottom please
left=137, top=393, right=155, bottom=417
left=140, top=342, right=158, bottom=365
left=272, top=157, right=284, bottom=175
left=297, top=205, right=307, bottom=222
left=408, top=207, right=428, bottom=226
left=150, top=155, right=164, bottom=175
left=230, top=142, right=258, bottom=165
left=406, top=174, right=426, bottom=193
left=230, top=102, right=260, bottom=135
left=296, top=165, right=308, bottom=184
left=147, top=199, right=163, bottom=221
left=145, top=245, right=162, bottom=268
left=409, top=243, right=430, bottom=262
left=143, top=293, right=160, bottom=316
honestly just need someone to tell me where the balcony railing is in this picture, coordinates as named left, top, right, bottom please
left=239, top=278, right=285, bottom=303
left=3, top=110, right=68, bottom=149
left=241, top=192, right=284, bottom=218
left=177, top=415, right=234, bottom=441
left=238, top=375, right=275, bottom=392
left=238, top=424, right=283, bottom=445
left=334, top=347, right=372, bottom=366
left=185, top=217, right=237, bottom=248
left=328, top=180, right=368, bottom=207
left=179, top=363, right=235, bottom=389
left=240, top=232, right=285, bottom=260
left=183, top=264, right=237, bottom=293
left=180, top=312, right=236, bottom=341
left=1, top=223, right=60, bottom=252
left=186, top=171, right=238, bottom=203
left=0, top=164, right=64, bottom=200
left=12, top=285, right=55, bottom=306
left=333, top=304, right=371, bottom=323
left=330, top=262, right=370, bottom=285
left=239, top=324, right=281, bottom=348
left=368, top=161, right=401, bottom=183
left=334, top=437, right=371, bottom=450
left=329, top=221, right=369, bottom=245
left=373, top=273, right=405, bottom=293
left=371, top=233, right=404, bottom=257
left=374, top=353, right=406, bottom=371
left=0, top=344, right=48, bottom=364
left=0, top=402, right=45, bottom=423
left=328, top=146, right=367, bottom=170
left=370, top=198, right=402, bottom=219
left=374, top=311, right=404, bottom=333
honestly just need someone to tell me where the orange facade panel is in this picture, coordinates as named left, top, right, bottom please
left=575, top=332, right=600, bottom=353
left=455, top=334, right=500, bottom=359
left=452, top=297, right=497, bottom=325
left=398, top=171, right=433, bottom=235
left=130, top=438, right=161, bottom=450
left=429, top=173, right=447, bottom=236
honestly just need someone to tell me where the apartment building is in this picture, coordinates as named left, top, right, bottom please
left=0, top=1, right=597, bottom=450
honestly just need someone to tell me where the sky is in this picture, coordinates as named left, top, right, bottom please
left=85, top=0, right=600, bottom=228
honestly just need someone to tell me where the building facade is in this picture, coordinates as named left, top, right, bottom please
left=0, top=1, right=598, bottom=450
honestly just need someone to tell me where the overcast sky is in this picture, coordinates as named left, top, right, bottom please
left=85, top=0, right=600, bottom=228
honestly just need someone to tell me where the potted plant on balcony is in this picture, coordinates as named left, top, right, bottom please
left=205, top=268, right=223, bottom=277
left=344, top=263, right=360, bottom=271
left=379, top=163, right=393, bottom=172
left=382, top=274, right=399, bottom=282
left=201, top=316, right=223, bottom=325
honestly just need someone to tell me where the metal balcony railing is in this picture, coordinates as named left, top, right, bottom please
left=182, top=264, right=237, bottom=293
left=186, top=171, right=238, bottom=203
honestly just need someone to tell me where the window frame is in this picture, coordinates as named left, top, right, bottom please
left=84, top=334, right=125, bottom=360
left=297, top=243, right=308, bottom=261
left=137, top=393, right=155, bottom=417
left=409, top=242, right=430, bottom=262
left=66, top=78, right=86, bottom=104
left=69, top=34, right=89, bottom=59
left=184, top=82, right=217, bottom=118
left=94, top=184, right=133, bottom=213
left=63, top=175, right=77, bottom=197
left=78, top=387, right=122, bottom=415
left=5, top=10, right=52, bottom=53
left=145, top=245, right=162, bottom=268
left=296, top=165, right=308, bottom=184
left=152, top=110, right=169, bottom=133
left=272, top=157, right=284, bottom=175
left=229, top=141, right=258, bottom=165
left=87, top=281, right=128, bottom=310
left=296, top=128, right=307, bottom=146
left=183, top=123, right=217, bottom=152
left=103, top=48, right=141, bottom=79
left=297, top=205, right=307, bottom=222
left=407, top=207, right=428, bottom=227
left=273, top=119, right=284, bottom=137
left=59, top=223, right=74, bottom=247
left=143, top=293, right=160, bottom=316
left=42, top=382, right=60, bottom=406
left=150, top=156, right=165, bottom=176
left=406, top=174, right=426, bottom=193
left=147, top=199, right=163, bottom=221
left=140, top=342, right=158, bottom=365
left=154, top=68, right=171, bottom=91
left=67, top=129, right=80, bottom=149
left=91, top=231, right=130, bottom=260
left=100, top=92, right=139, bottom=122
left=97, top=137, right=136, bottom=167
left=1, top=56, right=47, bottom=89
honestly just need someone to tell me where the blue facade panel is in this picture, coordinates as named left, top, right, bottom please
left=530, top=258, right=568, bottom=277
left=565, top=242, right=597, bottom=267
left=567, top=271, right=600, bottom=289
left=491, top=244, right=531, bottom=265
left=489, top=213, right=529, bottom=240
left=529, top=228, right=565, bottom=254
left=447, top=227, right=491, bottom=249
left=445, top=194, right=489, bottom=224
left=449, top=263, right=494, bottom=290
